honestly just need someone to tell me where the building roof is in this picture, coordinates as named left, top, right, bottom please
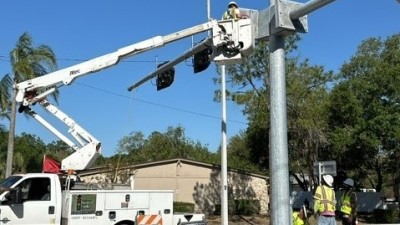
left=80, top=158, right=268, bottom=180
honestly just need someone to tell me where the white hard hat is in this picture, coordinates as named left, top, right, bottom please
left=228, top=1, right=238, bottom=7
left=322, top=175, right=334, bottom=187
left=343, top=178, right=354, bottom=187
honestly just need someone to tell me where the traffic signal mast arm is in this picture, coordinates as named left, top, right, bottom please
left=14, top=18, right=254, bottom=172
left=128, top=37, right=212, bottom=91
left=130, top=18, right=254, bottom=90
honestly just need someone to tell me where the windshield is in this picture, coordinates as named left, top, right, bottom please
left=0, top=175, right=23, bottom=192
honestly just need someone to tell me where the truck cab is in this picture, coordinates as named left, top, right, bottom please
left=0, top=173, right=62, bottom=225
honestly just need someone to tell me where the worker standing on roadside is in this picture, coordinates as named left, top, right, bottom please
left=340, top=178, right=358, bottom=225
left=293, top=207, right=310, bottom=225
left=222, top=1, right=241, bottom=20
left=313, top=174, right=336, bottom=225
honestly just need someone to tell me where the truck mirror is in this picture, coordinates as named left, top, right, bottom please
left=10, top=188, right=22, bottom=204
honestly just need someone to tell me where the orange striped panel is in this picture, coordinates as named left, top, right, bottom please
left=136, top=215, right=163, bottom=225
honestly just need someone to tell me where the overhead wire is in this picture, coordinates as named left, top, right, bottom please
left=76, top=81, right=247, bottom=125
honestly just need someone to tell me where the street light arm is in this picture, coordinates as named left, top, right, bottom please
left=289, top=0, right=337, bottom=20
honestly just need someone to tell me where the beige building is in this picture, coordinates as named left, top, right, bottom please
left=79, top=158, right=269, bottom=214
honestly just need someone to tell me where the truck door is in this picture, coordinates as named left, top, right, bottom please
left=0, top=177, right=56, bottom=225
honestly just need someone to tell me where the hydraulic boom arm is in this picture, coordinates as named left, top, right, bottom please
left=15, top=18, right=254, bottom=172
left=26, top=100, right=100, bottom=171
left=15, top=20, right=220, bottom=107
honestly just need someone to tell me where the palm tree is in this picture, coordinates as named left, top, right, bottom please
left=0, top=74, right=12, bottom=179
left=6, top=32, right=57, bottom=177
left=0, top=74, right=12, bottom=119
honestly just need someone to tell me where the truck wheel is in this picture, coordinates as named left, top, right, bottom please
left=115, top=221, right=134, bottom=225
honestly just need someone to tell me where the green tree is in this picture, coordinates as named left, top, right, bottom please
left=0, top=129, right=7, bottom=179
left=227, top=131, right=250, bottom=161
left=217, top=36, right=333, bottom=186
left=116, top=126, right=217, bottom=166
left=286, top=59, right=333, bottom=188
left=0, top=74, right=12, bottom=179
left=45, top=140, right=74, bottom=162
left=6, top=32, right=57, bottom=177
left=328, top=34, right=400, bottom=192
left=0, top=74, right=12, bottom=119
left=226, top=131, right=261, bottom=173
left=117, top=131, right=146, bottom=155
left=13, top=132, right=46, bottom=173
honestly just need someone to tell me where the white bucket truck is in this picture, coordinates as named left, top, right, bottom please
left=4, top=16, right=254, bottom=225
left=0, top=173, right=205, bottom=225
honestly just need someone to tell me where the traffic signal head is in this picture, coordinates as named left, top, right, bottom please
left=193, top=47, right=212, bottom=74
left=156, top=61, right=175, bottom=91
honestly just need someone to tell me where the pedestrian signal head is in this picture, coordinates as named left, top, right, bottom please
left=322, top=174, right=334, bottom=187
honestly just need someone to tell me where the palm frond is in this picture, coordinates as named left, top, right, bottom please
left=0, top=74, right=12, bottom=117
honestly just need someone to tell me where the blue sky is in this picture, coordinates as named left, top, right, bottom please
left=1, top=1, right=399, bottom=157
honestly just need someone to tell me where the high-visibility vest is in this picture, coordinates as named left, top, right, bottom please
left=340, top=190, right=353, bottom=215
left=314, top=185, right=335, bottom=213
left=223, top=8, right=239, bottom=20
left=293, top=211, right=305, bottom=225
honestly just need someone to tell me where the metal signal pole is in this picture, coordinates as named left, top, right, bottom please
left=268, top=2, right=290, bottom=224
left=220, top=64, right=228, bottom=225
left=266, top=0, right=336, bottom=225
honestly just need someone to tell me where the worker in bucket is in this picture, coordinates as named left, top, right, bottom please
left=313, top=174, right=336, bottom=225
left=222, top=1, right=241, bottom=20
left=340, top=178, right=358, bottom=225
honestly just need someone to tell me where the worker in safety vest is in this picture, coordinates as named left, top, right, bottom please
left=222, top=1, right=241, bottom=20
left=340, top=178, right=357, bottom=225
left=293, top=207, right=309, bottom=225
left=313, top=174, right=336, bottom=225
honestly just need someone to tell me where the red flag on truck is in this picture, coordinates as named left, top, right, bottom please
left=42, top=155, right=61, bottom=173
